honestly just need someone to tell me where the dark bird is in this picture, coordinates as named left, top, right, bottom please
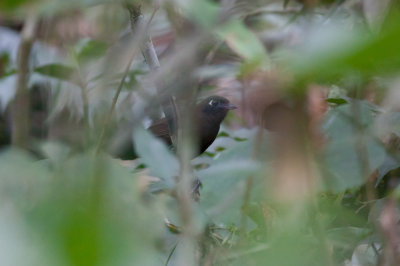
left=148, top=95, right=236, bottom=157
left=112, top=95, right=236, bottom=160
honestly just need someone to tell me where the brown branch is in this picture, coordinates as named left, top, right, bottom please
left=12, top=14, right=38, bottom=149
left=380, top=197, right=400, bottom=265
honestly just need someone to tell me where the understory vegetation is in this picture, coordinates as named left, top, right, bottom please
left=1, top=0, right=400, bottom=265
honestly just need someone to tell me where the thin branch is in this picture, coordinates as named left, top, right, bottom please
left=126, top=3, right=178, bottom=144
left=12, top=13, right=38, bottom=149
left=165, top=242, right=179, bottom=266
left=95, top=52, right=136, bottom=154
left=95, top=4, right=159, bottom=154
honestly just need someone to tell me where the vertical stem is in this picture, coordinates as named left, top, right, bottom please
left=126, top=3, right=178, bottom=144
left=126, top=4, right=197, bottom=265
left=80, top=84, right=90, bottom=148
left=12, top=14, right=38, bottom=149
left=175, top=97, right=197, bottom=266
left=95, top=53, right=135, bottom=154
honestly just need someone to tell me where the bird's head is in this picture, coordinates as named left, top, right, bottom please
left=199, top=95, right=236, bottom=121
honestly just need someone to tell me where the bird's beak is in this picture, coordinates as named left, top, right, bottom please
left=223, top=103, right=237, bottom=110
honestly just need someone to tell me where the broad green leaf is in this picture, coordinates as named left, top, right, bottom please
left=197, top=131, right=266, bottom=224
left=133, top=126, right=178, bottom=185
left=322, top=101, right=386, bottom=192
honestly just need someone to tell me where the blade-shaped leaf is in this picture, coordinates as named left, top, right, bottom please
left=34, top=63, right=75, bottom=82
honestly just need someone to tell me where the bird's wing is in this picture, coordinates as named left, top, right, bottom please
left=148, top=117, right=173, bottom=146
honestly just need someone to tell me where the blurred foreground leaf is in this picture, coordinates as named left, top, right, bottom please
left=197, top=129, right=265, bottom=225
left=133, top=126, right=178, bottom=188
left=289, top=14, right=400, bottom=85
left=322, top=101, right=386, bottom=192
left=217, top=19, right=269, bottom=74
left=35, top=63, right=75, bottom=82
left=0, top=149, right=165, bottom=266
left=76, top=39, right=108, bottom=64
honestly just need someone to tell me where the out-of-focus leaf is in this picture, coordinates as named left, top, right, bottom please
left=0, top=52, right=16, bottom=78
left=35, top=63, right=75, bottom=82
left=326, top=98, right=348, bottom=105
left=376, top=112, right=400, bottom=139
left=376, top=155, right=400, bottom=186
left=76, top=39, right=108, bottom=64
left=363, top=0, right=391, bottom=32
left=322, top=101, right=386, bottom=192
left=0, top=152, right=164, bottom=266
left=283, top=0, right=290, bottom=8
left=217, top=19, right=269, bottom=72
left=133, top=126, right=178, bottom=186
left=217, top=131, right=230, bottom=138
left=124, top=69, right=145, bottom=90
left=350, top=244, right=379, bottom=266
left=0, top=0, right=31, bottom=10
left=230, top=232, right=326, bottom=266
left=40, top=141, right=71, bottom=167
left=197, top=131, right=266, bottom=224
left=0, top=149, right=51, bottom=206
left=174, top=0, right=219, bottom=28
left=289, top=15, right=400, bottom=85
left=327, top=227, right=371, bottom=249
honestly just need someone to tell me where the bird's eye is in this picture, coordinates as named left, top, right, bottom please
left=209, top=99, right=218, bottom=107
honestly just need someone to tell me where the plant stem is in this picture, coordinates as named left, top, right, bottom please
left=12, top=14, right=38, bottom=149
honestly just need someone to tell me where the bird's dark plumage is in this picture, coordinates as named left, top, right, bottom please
left=148, top=95, right=236, bottom=156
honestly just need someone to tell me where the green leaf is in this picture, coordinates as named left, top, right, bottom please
left=197, top=132, right=265, bottom=224
left=327, top=227, right=371, bottom=249
left=34, top=63, right=75, bottom=82
left=133, top=126, right=178, bottom=185
left=0, top=0, right=31, bottom=10
left=76, top=39, right=108, bottom=64
left=0, top=52, right=16, bottom=78
left=289, top=15, right=400, bottom=84
left=217, top=19, right=269, bottom=71
left=326, top=98, right=348, bottom=105
left=322, top=101, right=386, bottom=192
left=217, top=131, right=230, bottom=138
left=175, top=0, right=219, bottom=28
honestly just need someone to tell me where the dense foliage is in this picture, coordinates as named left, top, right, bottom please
left=1, top=0, right=400, bottom=265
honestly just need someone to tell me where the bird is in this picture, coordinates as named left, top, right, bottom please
left=148, top=95, right=236, bottom=157
left=112, top=95, right=236, bottom=160
left=148, top=95, right=236, bottom=201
